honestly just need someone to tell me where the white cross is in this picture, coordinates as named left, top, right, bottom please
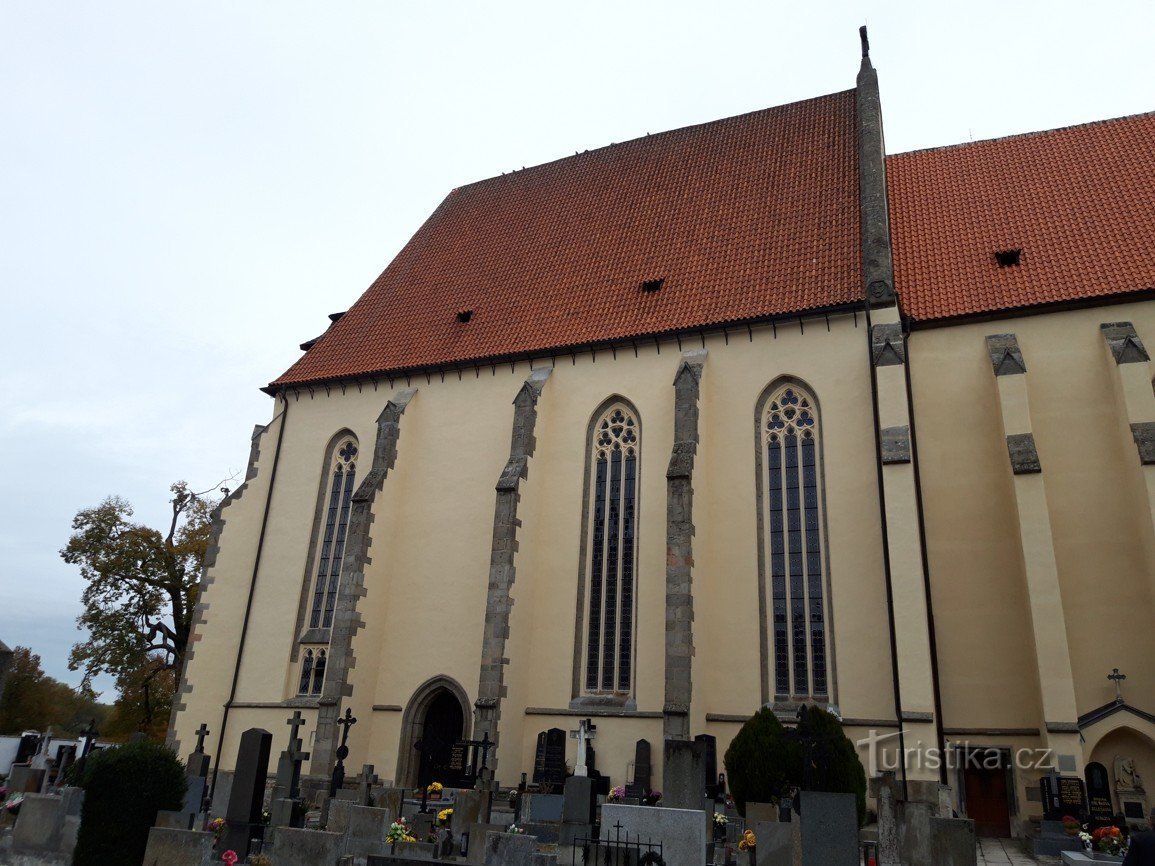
left=570, top=718, right=596, bottom=777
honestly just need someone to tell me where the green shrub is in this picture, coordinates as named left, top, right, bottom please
left=793, top=704, right=868, bottom=826
left=72, top=741, right=186, bottom=866
left=723, top=707, right=797, bottom=817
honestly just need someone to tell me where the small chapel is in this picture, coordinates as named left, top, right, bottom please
left=171, top=32, right=1155, bottom=839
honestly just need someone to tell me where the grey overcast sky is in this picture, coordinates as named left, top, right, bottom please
left=2, top=1, right=1153, bottom=695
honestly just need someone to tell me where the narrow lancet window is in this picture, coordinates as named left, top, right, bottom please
left=584, top=403, right=640, bottom=695
left=761, top=384, right=829, bottom=699
left=308, top=438, right=358, bottom=630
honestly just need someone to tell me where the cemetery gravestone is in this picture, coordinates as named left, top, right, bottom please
left=268, top=826, right=344, bottom=866
left=1041, top=774, right=1087, bottom=821
left=1114, top=755, right=1149, bottom=828
left=799, top=791, right=858, bottom=866
left=220, top=727, right=272, bottom=859
left=142, top=826, right=216, bottom=866
left=753, top=821, right=793, bottom=866
left=626, top=739, right=652, bottom=798
left=532, top=728, right=567, bottom=789
left=663, top=739, right=707, bottom=810
left=928, top=817, right=977, bottom=866
left=484, top=829, right=537, bottom=866
left=601, top=803, right=707, bottom=866
left=1086, top=762, right=1114, bottom=826
left=695, top=734, right=719, bottom=799
left=559, top=775, right=595, bottom=845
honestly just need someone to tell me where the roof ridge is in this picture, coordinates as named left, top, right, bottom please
left=887, top=107, right=1155, bottom=160
left=452, top=88, right=857, bottom=193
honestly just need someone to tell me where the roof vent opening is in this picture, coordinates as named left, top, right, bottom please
left=456, top=309, right=473, bottom=324
left=641, top=278, right=665, bottom=293
left=994, top=249, right=1022, bottom=268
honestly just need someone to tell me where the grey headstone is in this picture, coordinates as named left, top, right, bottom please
left=158, top=774, right=207, bottom=830
left=929, top=817, right=977, bottom=866
left=484, top=830, right=537, bottom=866
left=8, top=765, right=45, bottom=794
left=745, top=802, right=778, bottom=825
left=800, top=791, right=857, bottom=866
left=268, top=826, right=344, bottom=866
left=899, top=800, right=933, bottom=866
left=372, top=785, right=405, bottom=820
left=141, top=827, right=215, bottom=866
left=209, top=770, right=234, bottom=815
left=452, top=789, right=483, bottom=836
left=754, top=821, right=793, bottom=866
left=601, top=803, right=707, bottom=866
left=466, top=824, right=509, bottom=864
left=663, top=739, right=707, bottom=810
left=11, top=794, right=69, bottom=852
left=269, top=797, right=304, bottom=829
left=523, top=793, right=564, bottom=822
left=561, top=775, right=595, bottom=824
left=631, top=739, right=652, bottom=795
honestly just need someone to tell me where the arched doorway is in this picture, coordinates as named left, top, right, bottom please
left=396, top=676, right=472, bottom=789
left=416, top=690, right=465, bottom=788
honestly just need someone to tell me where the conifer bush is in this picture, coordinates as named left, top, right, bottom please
left=723, top=707, right=796, bottom=816
left=72, top=740, right=186, bottom=866
left=723, top=704, right=868, bottom=824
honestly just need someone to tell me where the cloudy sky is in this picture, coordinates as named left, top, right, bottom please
left=2, top=1, right=1153, bottom=695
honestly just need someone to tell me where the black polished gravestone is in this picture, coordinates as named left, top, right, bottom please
left=1086, top=762, right=1115, bottom=826
left=532, top=728, right=566, bottom=789
left=220, top=728, right=273, bottom=859
left=1041, top=773, right=1087, bottom=821
left=695, top=734, right=719, bottom=799
left=625, top=739, right=652, bottom=798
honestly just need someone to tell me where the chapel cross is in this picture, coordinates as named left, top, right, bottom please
left=79, top=718, right=100, bottom=759
left=570, top=718, right=596, bottom=777
left=193, top=723, right=211, bottom=754
left=1109, top=668, right=1127, bottom=702
left=286, top=711, right=307, bottom=749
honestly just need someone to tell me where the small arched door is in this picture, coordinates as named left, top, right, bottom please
left=415, top=689, right=467, bottom=788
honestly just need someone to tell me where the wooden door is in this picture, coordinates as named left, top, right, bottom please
left=964, top=763, right=1012, bottom=838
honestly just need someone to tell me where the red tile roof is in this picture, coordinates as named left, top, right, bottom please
left=271, top=91, right=861, bottom=388
left=888, top=111, right=1155, bottom=322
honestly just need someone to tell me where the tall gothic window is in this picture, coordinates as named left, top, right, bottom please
left=583, top=403, right=640, bottom=695
left=308, top=437, right=358, bottom=630
left=760, top=384, right=829, bottom=699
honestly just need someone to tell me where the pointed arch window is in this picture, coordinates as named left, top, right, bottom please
left=308, top=438, right=358, bottom=630
left=760, top=384, right=830, bottom=699
left=582, top=403, right=640, bottom=695
left=297, top=648, right=327, bottom=695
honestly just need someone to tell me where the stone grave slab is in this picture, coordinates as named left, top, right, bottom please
left=452, top=789, right=483, bottom=836
left=7, top=765, right=45, bottom=794
left=663, top=739, right=707, bottom=810
left=799, top=791, right=857, bottom=866
left=928, top=817, right=976, bottom=866
left=523, top=792, right=564, bottom=823
left=753, top=820, right=793, bottom=866
left=746, top=802, right=778, bottom=825
left=268, top=826, right=344, bottom=866
left=220, top=728, right=272, bottom=860
left=899, top=800, right=933, bottom=866
left=373, top=785, right=406, bottom=820
left=466, top=823, right=509, bottom=864
left=484, top=829, right=538, bottom=866
left=601, top=803, right=706, bottom=866
left=11, top=794, right=70, bottom=852
left=142, top=827, right=215, bottom=866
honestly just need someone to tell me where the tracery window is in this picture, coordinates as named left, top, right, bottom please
left=297, top=648, right=326, bottom=695
left=583, top=403, right=640, bottom=695
left=760, top=384, right=829, bottom=699
left=308, top=438, right=358, bottom=630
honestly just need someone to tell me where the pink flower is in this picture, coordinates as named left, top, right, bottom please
left=221, top=851, right=238, bottom=866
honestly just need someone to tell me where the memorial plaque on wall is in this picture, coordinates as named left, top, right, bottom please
left=1085, top=762, right=1114, bottom=825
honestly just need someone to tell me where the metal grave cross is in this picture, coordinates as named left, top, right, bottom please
left=1109, top=668, right=1128, bottom=702
left=193, top=723, right=211, bottom=754
left=329, top=707, right=358, bottom=797
left=79, top=718, right=100, bottom=759
left=570, top=718, right=596, bottom=777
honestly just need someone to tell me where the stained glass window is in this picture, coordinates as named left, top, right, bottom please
left=761, top=385, right=828, bottom=698
left=308, top=438, right=358, bottom=630
left=585, top=404, right=640, bottom=694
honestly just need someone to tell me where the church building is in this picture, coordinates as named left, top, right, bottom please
left=171, top=33, right=1155, bottom=838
